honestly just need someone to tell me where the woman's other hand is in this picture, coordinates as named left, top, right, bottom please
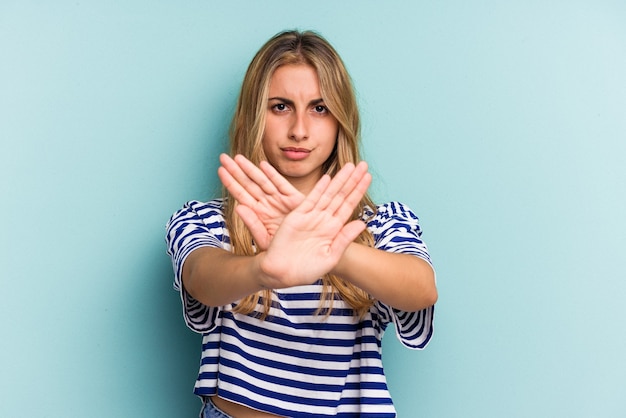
left=218, top=153, right=305, bottom=250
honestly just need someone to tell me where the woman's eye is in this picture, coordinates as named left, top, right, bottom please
left=314, top=105, right=328, bottom=114
left=273, top=103, right=287, bottom=112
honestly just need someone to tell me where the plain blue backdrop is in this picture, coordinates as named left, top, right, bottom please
left=1, top=1, right=625, bottom=417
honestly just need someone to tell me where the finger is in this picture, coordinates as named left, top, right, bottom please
left=312, top=163, right=356, bottom=212
left=333, top=170, right=372, bottom=222
left=259, top=160, right=301, bottom=198
left=220, top=154, right=270, bottom=202
left=325, top=161, right=369, bottom=216
left=220, top=154, right=262, bottom=200
left=218, top=166, right=258, bottom=208
left=235, top=204, right=271, bottom=251
left=233, top=154, right=281, bottom=198
left=297, top=174, right=332, bottom=213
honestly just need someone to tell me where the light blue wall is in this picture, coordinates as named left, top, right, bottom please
left=2, top=1, right=625, bottom=417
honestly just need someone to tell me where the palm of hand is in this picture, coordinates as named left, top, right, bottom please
left=257, top=171, right=369, bottom=289
left=259, top=205, right=363, bottom=288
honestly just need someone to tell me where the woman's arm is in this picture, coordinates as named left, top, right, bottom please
left=182, top=246, right=266, bottom=307
left=332, top=243, right=437, bottom=312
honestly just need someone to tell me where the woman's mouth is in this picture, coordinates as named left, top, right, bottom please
left=281, top=147, right=311, bottom=161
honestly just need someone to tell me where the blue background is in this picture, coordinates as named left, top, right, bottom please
left=1, top=1, right=625, bottom=417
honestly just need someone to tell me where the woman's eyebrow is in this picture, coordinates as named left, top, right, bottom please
left=268, top=96, right=292, bottom=104
left=268, top=97, right=325, bottom=106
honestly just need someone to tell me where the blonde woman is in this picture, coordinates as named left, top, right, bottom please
left=166, top=30, right=437, bottom=418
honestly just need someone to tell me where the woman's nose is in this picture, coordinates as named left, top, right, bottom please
left=288, top=112, right=309, bottom=141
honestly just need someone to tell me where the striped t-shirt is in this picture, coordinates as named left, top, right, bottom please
left=166, top=199, right=435, bottom=417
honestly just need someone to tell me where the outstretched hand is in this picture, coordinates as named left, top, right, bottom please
left=218, top=153, right=305, bottom=250
left=257, top=161, right=372, bottom=289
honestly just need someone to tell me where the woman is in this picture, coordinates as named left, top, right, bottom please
left=166, top=30, right=437, bottom=418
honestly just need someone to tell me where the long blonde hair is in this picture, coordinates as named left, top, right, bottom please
left=225, top=30, right=376, bottom=318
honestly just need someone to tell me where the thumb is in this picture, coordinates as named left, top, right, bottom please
left=329, top=220, right=367, bottom=255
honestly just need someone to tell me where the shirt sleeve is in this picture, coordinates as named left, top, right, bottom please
left=368, top=201, right=436, bottom=350
left=165, top=200, right=227, bottom=333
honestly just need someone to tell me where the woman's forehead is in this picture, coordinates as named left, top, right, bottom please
left=268, top=64, right=321, bottom=99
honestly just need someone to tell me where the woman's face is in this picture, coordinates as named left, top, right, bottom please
left=262, top=64, right=339, bottom=194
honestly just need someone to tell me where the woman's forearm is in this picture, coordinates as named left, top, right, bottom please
left=332, top=243, right=438, bottom=312
left=183, top=241, right=438, bottom=312
left=182, top=247, right=266, bottom=307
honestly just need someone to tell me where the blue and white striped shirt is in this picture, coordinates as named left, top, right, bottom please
left=166, top=199, right=435, bottom=417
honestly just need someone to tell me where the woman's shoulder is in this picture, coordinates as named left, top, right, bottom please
left=167, top=198, right=227, bottom=226
left=365, top=201, right=428, bottom=251
left=366, top=201, right=420, bottom=222
left=183, top=198, right=226, bottom=215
